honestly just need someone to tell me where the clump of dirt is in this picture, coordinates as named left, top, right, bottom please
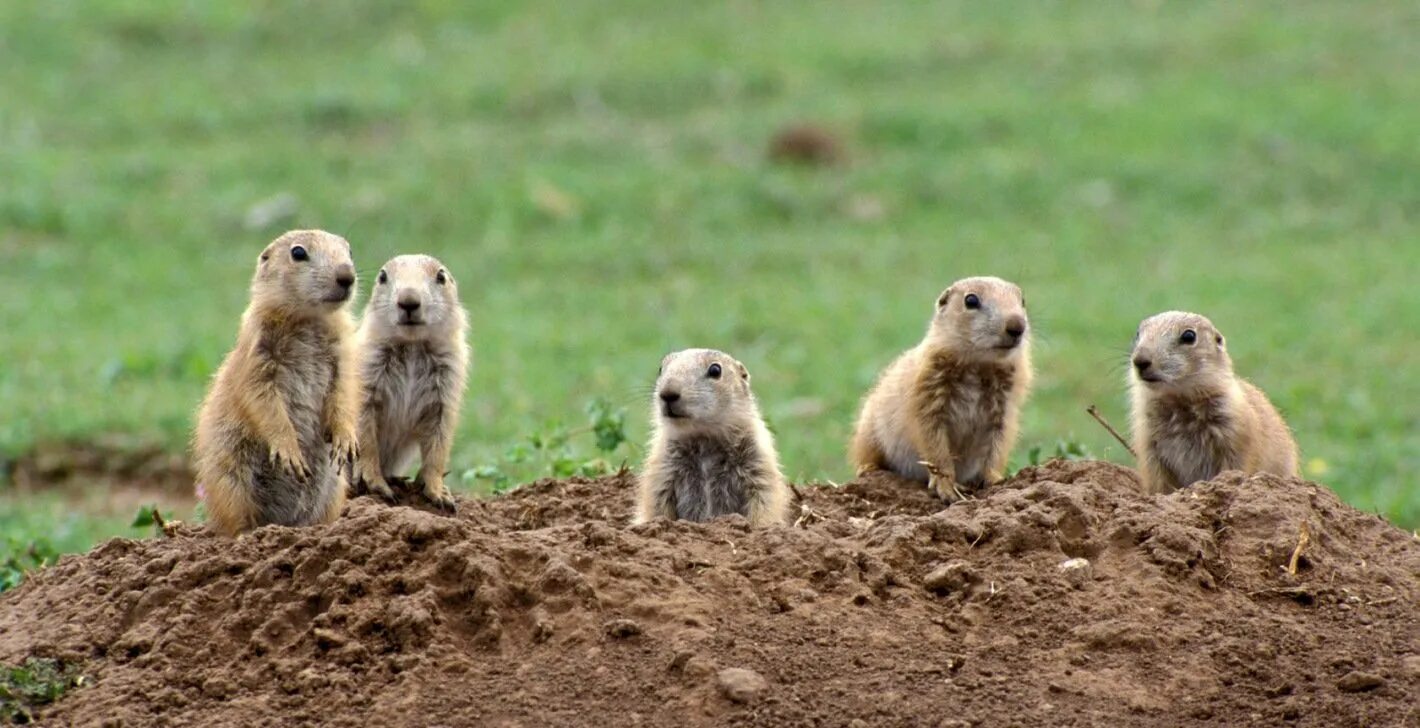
left=1, top=461, right=1417, bottom=726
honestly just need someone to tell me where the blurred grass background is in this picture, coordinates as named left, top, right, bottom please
left=1, top=1, right=1416, bottom=563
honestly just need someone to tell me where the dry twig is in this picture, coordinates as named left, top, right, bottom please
left=1286, top=521, right=1311, bottom=576
left=1085, top=405, right=1136, bottom=458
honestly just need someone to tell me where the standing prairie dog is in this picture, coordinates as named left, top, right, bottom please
left=634, top=349, right=790, bottom=527
left=850, top=276, right=1034, bottom=501
left=354, top=254, right=469, bottom=512
left=1128, top=311, right=1299, bottom=494
left=194, top=230, right=360, bottom=536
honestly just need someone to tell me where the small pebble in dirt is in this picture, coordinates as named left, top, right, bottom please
left=1057, top=558, right=1093, bottom=588
left=923, top=561, right=976, bottom=595
left=1335, top=671, right=1384, bottom=692
left=716, top=667, right=768, bottom=704
left=604, top=619, right=643, bottom=639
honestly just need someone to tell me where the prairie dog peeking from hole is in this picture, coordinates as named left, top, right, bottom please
left=1128, top=311, right=1299, bottom=494
left=635, top=348, right=790, bottom=527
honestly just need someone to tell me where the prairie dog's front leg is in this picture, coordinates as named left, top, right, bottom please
left=355, top=400, right=394, bottom=500
left=417, top=402, right=458, bottom=513
left=633, top=472, right=677, bottom=525
left=238, top=375, right=309, bottom=479
left=745, top=475, right=791, bottom=527
left=907, top=414, right=962, bottom=502
left=1137, top=448, right=1181, bottom=495
left=325, top=340, right=361, bottom=473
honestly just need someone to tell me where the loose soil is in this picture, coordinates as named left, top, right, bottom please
left=1, top=461, right=1417, bottom=727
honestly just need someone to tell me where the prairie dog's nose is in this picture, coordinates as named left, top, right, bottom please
left=335, top=265, right=355, bottom=289
left=397, top=290, right=421, bottom=313
left=1133, top=356, right=1153, bottom=373
left=1004, top=315, right=1026, bottom=339
left=659, top=390, right=681, bottom=404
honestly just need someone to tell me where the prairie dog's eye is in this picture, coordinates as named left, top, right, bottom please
left=964, top=294, right=981, bottom=310
left=707, top=363, right=722, bottom=379
left=290, top=245, right=308, bottom=262
left=435, top=270, right=447, bottom=285
left=1180, top=329, right=1197, bottom=345
left=377, top=270, right=388, bottom=285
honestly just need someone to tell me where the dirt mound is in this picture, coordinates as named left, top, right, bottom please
left=2, top=461, right=1417, bottom=726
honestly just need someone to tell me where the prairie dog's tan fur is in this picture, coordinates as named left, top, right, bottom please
left=635, top=349, right=790, bottom=527
left=1128, top=311, right=1299, bottom=494
left=193, top=230, right=360, bottom=536
left=850, top=276, right=1034, bottom=501
left=354, top=254, right=469, bottom=511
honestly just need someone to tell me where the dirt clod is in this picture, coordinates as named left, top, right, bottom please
left=923, top=561, right=977, bottom=595
left=1335, top=671, right=1384, bottom=693
left=1057, top=557, right=1093, bottom=588
left=716, top=667, right=768, bottom=704
left=604, top=619, right=643, bottom=639
left=1, top=461, right=1417, bottom=725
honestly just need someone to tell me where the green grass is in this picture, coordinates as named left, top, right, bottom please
left=0, top=495, right=153, bottom=576
left=1, top=0, right=1416, bottom=565
left=0, top=657, right=84, bottom=723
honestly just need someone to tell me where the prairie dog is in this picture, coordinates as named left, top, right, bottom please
left=1128, top=311, right=1299, bottom=494
left=850, top=276, right=1034, bottom=501
left=193, top=230, right=360, bottom=536
left=634, top=349, right=790, bottom=527
left=354, top=254, right=469, bottom=512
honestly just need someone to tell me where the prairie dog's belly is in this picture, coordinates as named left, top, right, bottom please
left=243, top=436, right=341, bottom=526
left=1154, top=434, right=1221, bottom=487
left=664, top=436, right=756, bottom=522
left=370, top=346, right=447, bottom=476
left=672, top=470, right=750, bottom=522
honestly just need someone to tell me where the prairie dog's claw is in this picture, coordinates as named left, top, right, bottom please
left=920, top=460, right=968, bottom=503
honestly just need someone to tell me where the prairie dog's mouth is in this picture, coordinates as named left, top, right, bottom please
left=1137, top=373, right=1165, bottom=384
left=661, top=404, right=688, bottom=419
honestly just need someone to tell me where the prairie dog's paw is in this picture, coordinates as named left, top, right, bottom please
left=361, top=472, right=396, bottom=502
left=921, top=461, right=968, bottom=504
left=421, top=476, right=457, bottom=514
left=270, top=442, right=311, bottom=480
left=329, top=429, right=358, bottom=469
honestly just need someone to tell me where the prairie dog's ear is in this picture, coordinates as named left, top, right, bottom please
left=736, top=361, right=749, bottom=382
left=1216, top=333, right=1225, bottom=348
left=936, top=286, right=954, bottom=309
left=259, top=243, right=276, bottom=264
